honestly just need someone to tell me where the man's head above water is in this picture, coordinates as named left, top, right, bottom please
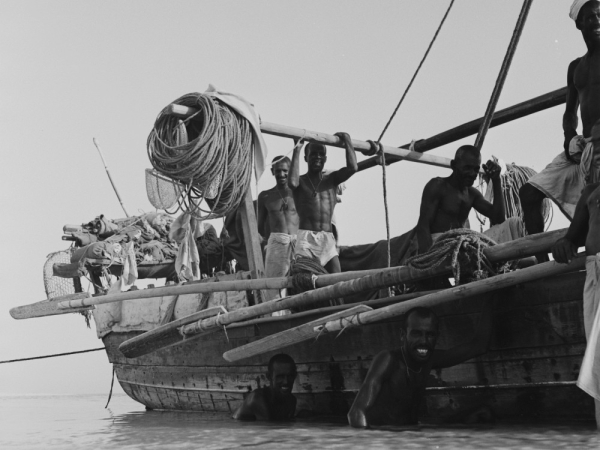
left=267, top=353, right=297, bottom=394
left=401, top=307, right=440, bottom=365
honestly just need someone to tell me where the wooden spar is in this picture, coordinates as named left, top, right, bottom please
left=167, top=104, right=453, bottom=170
left=10, top=227, right=568, bottom=319
left=239, top=189, right=266, bottom=302
left=120, top=290, right=438, bottom=359
left=222, top=254, right=587, bottom=362
left=221, top=305, right=373, bottom=363
left=142, top=233, right=577, bottom=345
left=118, top=306, right=226, bottom=359
left=474, top=0, right=533, bottom=150
left=9, top=293, right=93, bottom=320
left=357, top=87, right=567, bottom=171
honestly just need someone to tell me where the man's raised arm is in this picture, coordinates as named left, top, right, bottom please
left=472, top=161, right=505, bottom=225
left=348, top=351, right=393, bottom=428
left=415, top=179, right=442, bottom=254
left=288, top=140, right=302, bottom=190
left=232, top=390, right=270, bottom=421
left=330, top=132, right=358, bottom=185
left=563, top=59, right=581, bottom=161
left=430, top=296, right=494, bottom=369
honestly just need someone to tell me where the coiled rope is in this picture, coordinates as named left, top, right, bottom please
left=147, top=93, right=253, bottom=220
left=406, top=229, right=502, bottom=285
left=477, top=161, right=552, bottom=230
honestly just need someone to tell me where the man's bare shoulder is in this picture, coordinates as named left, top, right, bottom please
left=423, top=177, right=447, bottom=193
left=582, top=182, right=600, bottom=199
left=569, top=56, right=584, bottom=75
left=370, top=349, right=401, bottom=373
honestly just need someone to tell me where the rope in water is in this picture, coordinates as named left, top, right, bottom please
left=147, top=93, right=253, bottom=220
left=406, top=229, right=499, bottom=285
left=373, top=0, right=456, bottom=277
left=0, top=347, right=106, bottom=364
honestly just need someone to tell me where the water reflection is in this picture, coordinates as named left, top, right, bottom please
left=1, top=394, right=599, bottom=449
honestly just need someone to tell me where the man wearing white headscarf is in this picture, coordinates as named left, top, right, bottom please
left=520, top=0, right=600, bottom=263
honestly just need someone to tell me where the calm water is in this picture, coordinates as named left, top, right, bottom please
left=1, top=394, right=599, bottom=449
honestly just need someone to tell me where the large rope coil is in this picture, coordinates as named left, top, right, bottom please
left=406, top=229, right=505, bottom=284
left=147, top=93, right=254, bottom=220
left=479, top=160, right=552, bottom=229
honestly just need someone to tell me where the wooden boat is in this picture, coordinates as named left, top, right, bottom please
left=9, top=1, right=596, bottom=422
left=102, top=269, right=592, bottom=422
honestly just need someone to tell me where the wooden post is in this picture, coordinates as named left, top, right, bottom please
left=238, top=189, right=265, bottom=303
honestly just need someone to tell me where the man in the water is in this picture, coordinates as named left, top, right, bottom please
left=415, top=145, right=505, bottom=253
left=521, top=0, right=600, bottom=262
left=288, top=133, right=357, bottom=273
left=552, top=125, right=600, bottom=427
left=232, top=353, right=297, bottom=421
left=347, top=305, right=493, bottom=427
left=258, top=156, right=300, bottom=305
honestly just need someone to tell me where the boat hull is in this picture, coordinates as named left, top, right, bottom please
left=103, top=270, right=594, bottom=422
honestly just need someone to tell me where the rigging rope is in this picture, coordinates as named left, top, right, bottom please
left=147, top=93, right=254, bottom=220
left=406, top=229, right=504, bottom=285
left=0, top=347, right=106, bottom=364
left=372, top=0, right=455, bottom=280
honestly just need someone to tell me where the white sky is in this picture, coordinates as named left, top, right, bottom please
left=0, top=1, right=583, bottom=395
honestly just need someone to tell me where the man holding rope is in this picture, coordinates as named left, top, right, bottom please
left=348, top=304, right=494, bottom=428
left=289, top=133, right=358, bottom=274
left=415, top=145, right=505, bottom=254
left=258, top=156, right=299, bottom=307
left=521, top=0, right=600, bottom=263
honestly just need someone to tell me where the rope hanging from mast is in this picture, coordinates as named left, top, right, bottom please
left=147, top=93, right=254, bottom=220
left=374, top=0, right=456, bottom=273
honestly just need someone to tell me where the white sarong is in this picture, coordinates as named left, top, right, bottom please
left=577, top=254, right=600, bottom=401
left=528, top=136, right=600, bottom=219
left=263, top=233, right=296, bottom=308
left=295, top=229, right=338, bottom=267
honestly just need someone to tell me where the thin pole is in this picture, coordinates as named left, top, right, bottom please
left=92, top=138, right=130, bottom=217
left=475, top=0, right=534, bottom=151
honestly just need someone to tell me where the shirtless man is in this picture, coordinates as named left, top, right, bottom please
left=415, top=145, right=505, bottom=253
left=552, top=125, right=600, bottom=428
left=232, top=354, right=297, bottom=421
left=258, top=156, right=299, bottom=303
left=347, top=304, right=493, bottom=428
left=521, top=0, right=600, bottom=262
left=288, top=133, right=358, bottom=273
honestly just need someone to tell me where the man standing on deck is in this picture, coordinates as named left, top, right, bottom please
left=415, top=145, right=505, bottom=254
left=520, top=0, right=600, bottom=262
left=232, top=353, right=298, bottom=421
left=257, top=156, right=300, bottom=307
left=288, top=133, right=358, bottom=273
left=552, top=134, right=600, bottom=428
left=347, top=305, right=494, bottom=428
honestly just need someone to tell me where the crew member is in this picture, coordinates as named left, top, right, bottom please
left=258, top=156, right=300, bottom=306
left=348, top=305, right=493, bottom=427
left=288, top=133, right=358, bottom=273
left=521, top=0, right=600, bottom=262
left=232, top=353, right=298, bottom=421
left=415, top=145, right=505, bottom=253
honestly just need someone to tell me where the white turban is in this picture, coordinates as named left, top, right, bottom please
left=570, top=0, right=591, bottom=21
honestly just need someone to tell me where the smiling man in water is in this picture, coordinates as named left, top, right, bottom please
left=348, top=305, right=493, bottom=427
left=232, top=354, right=297, bottom=421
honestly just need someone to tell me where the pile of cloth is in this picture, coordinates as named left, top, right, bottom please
left=56, top=212, right=228, bottom=286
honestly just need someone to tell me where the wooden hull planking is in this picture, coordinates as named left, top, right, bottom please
left=102, top=270, right=594, bottom=422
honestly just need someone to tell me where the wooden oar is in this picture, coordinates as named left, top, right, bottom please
left=9, top=227, right=568, bottom=320
left=118, top=306, right=226, bottom=358
left=10, top=267, right=387, bottom=320
left=9, top=293, right=93, bottom=320
left=223, top=255, right=586, bottom=362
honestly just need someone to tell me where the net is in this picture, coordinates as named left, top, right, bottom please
left=145, top=169, right=184, bottom=211
left=43, top=249, right=81, bottom=299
